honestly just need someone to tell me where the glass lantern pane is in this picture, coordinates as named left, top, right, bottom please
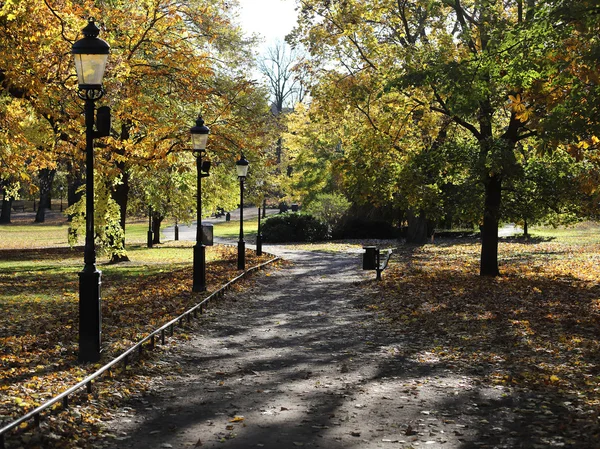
left=74, top=54, right=108, bottom=87
left=236, top=163, right=249, bottom=178
left=191, top=132, right=208, bottom=150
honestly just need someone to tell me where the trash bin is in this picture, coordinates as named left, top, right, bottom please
left=363, top=246, right=378, bottom=270
left=225, top=212, right=231, bottom=222
left=202, top=224, right=214, bottom=246
left=291, top=204, right=299, bottom=212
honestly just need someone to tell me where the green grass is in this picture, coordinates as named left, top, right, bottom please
left=529, top=222, right=600, bottom=245
left=124, top=221, right=154, bottom=244
left=213, top=217, right=258, bottom=238
left=0, top=217, right=220, bottom=281
left=0, top=222, right=71, bottom=248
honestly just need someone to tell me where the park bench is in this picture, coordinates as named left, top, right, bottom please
left=11, top=201, right=25, bottom=212
left=362, top=246, right=393, bottom=280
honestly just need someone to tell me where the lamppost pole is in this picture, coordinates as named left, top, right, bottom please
left=236, top=154, right=249, bottom=270
left=256, top=207, right=263, bottom=256
left=79, top=93, right=102, bottom=363
left=84, top=97, right=96, bottom=267
left=60, top=186, right=64, bottom=212
left=238, top=179, right=245, bottom=269
left=194, top=154, right=206, bottom=291
left=191, top=116, right=210, bottom=292
left=72, top=18, right=110, bottom=363
left=147, top=206, right=153, bottom=248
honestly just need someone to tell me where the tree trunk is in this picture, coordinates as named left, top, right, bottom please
left=276, top=136, right=283, bottom=165
left=67, top=164, right=84, bottom=208
left=35, top=206, right=46, bottom=223
left=406, top=209, right=434, bottom=244
left=109, top=121, right=131, bottom=264
left=0, top=188, right=12, bottom=224
left=112, top=167, right=130, bottom=235
left=109, top=163, right=130, bottom=263
left=523, top=219, right=529, bottom=239
left=35, top=168, right=55, bottom=223
left=152, top=212, right=163, bottom=245
left=480, top=173, right=502, bottom=276
left=152, top=213, right=163, bottom=245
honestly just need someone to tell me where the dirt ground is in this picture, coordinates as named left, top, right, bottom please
left=99, top=245, right=570, bottom=449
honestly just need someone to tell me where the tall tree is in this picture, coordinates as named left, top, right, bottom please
left=290, top=0, right=600, bottom=276
left=259, top=41, right=306, bottom=114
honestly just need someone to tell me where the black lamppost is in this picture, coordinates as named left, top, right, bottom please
left=236, top=154, right=249, bottom=270
left=256, top=206, right=263, bottom=256
left=72, top=18, right=111, bottom=363
left=191, top=116, right=210, bottom=291
left=147, top=206, right=153, bottom=248
left=59, top=186, right=64, bottom=212
left=255, top=181, right=264, bottom=256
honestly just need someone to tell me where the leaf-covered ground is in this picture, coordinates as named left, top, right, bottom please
left=0, top=241, right=273, bottom=448
left=367, top=230, right=600, bottom=444
left=3, top=220, right=600, bottom=447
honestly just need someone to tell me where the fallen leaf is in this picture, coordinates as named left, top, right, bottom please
left=405, top=425, right=417, bottom=436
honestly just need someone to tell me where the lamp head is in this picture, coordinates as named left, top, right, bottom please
left=72, top=18, right=110, bottom=91
left=190, top=115, right=210, bottom=155
left=236, top=154, right=249, bottom=179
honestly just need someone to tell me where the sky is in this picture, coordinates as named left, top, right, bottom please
left=235, top=0, right=299, bottom=55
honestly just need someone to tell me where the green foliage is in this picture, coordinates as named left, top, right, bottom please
left=67, top=180, right=126, bottom=258
left=288, top=0, right=600, bottom=275
left=304, top=193, right=351, bottom=231
left=334, top=217, right=399, bottom=240
left=502, top=146, right=586, bottom=228
left=262, top=213, right=330, bottom=243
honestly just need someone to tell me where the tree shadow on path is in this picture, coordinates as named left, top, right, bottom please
left=100, top=247, right=599, bottom=449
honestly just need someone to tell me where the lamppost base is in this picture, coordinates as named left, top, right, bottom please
left=237, top=240, right=246, bottom=270
left=256, top=234, right=263, bottom=256
left=193, top=244, right=207, bottom=292
left=78, top=267, right=102, bottom=363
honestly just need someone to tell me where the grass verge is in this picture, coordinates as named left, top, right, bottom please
left=0, top=219, right=274, bottom=448
left=365, top=222, right=600, bottom=445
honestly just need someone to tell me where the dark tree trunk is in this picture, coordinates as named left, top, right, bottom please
left=406, top=209, right=434, bottom=244
left=0, top=187, right=12, bottom=224
left=109, top=123, right=132, bottom=264
left=152, top=212, right=163, bottom=245
left=112, top=166, right=130, bottom=235
left=276, top=136, right=283, bottom=165
left=523, top=219, right=529, bottom=239
left=35, top=205, right=46, bottom=223
left=480, top=173, right=502, bottom=276
left=66, top=164, right=84, bottom=223
left=109, top=160, right=130, bottom=263
left=35, top=169, right=55, bottom=223
left=67, top=164, right=84, bottom=208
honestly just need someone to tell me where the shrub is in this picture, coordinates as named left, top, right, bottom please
left=262, top=213, right=330, bottom=243
left=304, top=193, right=351, bottom=231
left=334, top=217, right=400, bottom=239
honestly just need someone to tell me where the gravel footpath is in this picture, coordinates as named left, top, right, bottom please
left=102, top=246, right=518, bottom=449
